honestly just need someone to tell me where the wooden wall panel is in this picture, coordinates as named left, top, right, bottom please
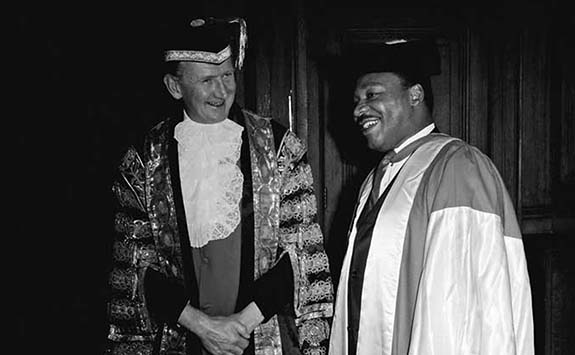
left=248, top=18, right=272, bottom=116
left=433, top=28, right=488, bottom=150
left=545, top=10, right=575, bottom=226
left=522, top=233, right=575, bottom=355
left=548, top=243, right=575, bottom=355
left=466, top=28, right=489, bottom=152
left=432, top=38, right=456, bottom=135
left=294, top=11, right=309, bottom=144
left=523, top=234, right=550, bottom=355
left=488, top=27, right=520, bottom=207
left=270, top=11, right=293, bottom=131
left=520, top=26, right=552, bottom=211
left=447, top=36, right=465, bottom=139
left=553, top=71, right=575, bottom=232
left=297, top=12, right=324, bottom=229
left=244, top=3, right=295, bottom=129
left=559, top=79, right=574, bottom=184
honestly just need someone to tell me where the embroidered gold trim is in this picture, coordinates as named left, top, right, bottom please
left=295, top=304, right=334, bottom=325
left=282, top=164, right=314, bottom=196
left=299, top=318, right=330, bottom=347
left=280, top=223, right=323, bottom=249
left=114, top=213, right=153, bottom=240
left=304, top=252, right=330, bottom=275
left=304, top=347, right=327, bottom=355
left=245, top=111, right=283, bottom=355
left=302, top=279, right=332, bottom=304
left=164, top=45, right=232, bottom=63
left=280, top=193, right=318, bottom=223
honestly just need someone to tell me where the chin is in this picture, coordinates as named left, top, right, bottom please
left=366, top=138, right=383, bottom=152
left=206, top=110, right=227, bottom=122
left=211, top=117, right=227, bottom=123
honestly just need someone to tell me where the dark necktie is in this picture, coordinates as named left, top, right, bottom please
left=368, top=150, right=396, bottom=210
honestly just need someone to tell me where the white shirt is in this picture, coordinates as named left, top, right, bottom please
left=376, top=123, right=436, bottom=198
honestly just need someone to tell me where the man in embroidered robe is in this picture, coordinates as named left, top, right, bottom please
left=328, top=39, right=534, bottom=355
left=105, top=17, right=333, bottom=355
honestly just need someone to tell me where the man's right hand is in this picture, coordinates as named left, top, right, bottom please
left=197, top=314, right=250, bottom=355
left=178, top=304, right=250, bottom=355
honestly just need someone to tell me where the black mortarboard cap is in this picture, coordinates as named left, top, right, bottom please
left=164, top=17, right=247, bottom=70
left=348, top=38, right=441, bottom=83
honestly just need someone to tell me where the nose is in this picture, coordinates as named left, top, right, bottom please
left=213, top=78, right=228, bottom=99
left=353, top=101, right=367, bottom=120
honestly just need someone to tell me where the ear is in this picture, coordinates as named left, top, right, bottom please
left=408, top=84, right=424, bottom=107
left=163, top=74, right=183, bottom=100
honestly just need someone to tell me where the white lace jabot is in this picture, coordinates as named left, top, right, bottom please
left=174, top=115, right=244, bottom=248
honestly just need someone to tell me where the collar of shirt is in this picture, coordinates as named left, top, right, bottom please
left=393, top=123, right=436, bottom=155
left=375, top=123, right=436, bottom=198
left=182, top=110, right=231, bottom=124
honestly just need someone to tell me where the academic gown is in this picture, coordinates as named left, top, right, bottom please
left=329, top=134, right=534, bottom=355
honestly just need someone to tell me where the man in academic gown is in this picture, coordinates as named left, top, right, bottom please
left=328, top=39, right=534, bottom=355
left=104, top=17, right=333, bottom=355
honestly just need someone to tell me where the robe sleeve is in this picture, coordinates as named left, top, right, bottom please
left=105, top=146, right=169, bottom=354
left=276, top=131, right=335, bottom=355
left=409, top=144, right=534, bottom=355
left=144, top=268, right=189, bottom=324
left=253, top=253, right=294, bottom=321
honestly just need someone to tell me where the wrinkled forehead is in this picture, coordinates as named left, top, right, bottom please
left=178, top=58, right=236, bottom=77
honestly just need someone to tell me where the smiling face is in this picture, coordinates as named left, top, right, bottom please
left=353, top=72, right=419, bottom=153
left=164, top=58, right=236, bottom=124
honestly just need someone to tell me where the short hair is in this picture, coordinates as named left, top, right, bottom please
left=347, top=38, right=440, bottom=112
left=394, top=71, right=434, bottom=113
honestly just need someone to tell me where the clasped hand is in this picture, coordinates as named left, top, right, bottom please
left=199, top=313, right=250, bottom=355
left=179, top=302, right=264, bottom=355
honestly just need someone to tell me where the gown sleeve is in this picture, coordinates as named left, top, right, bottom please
left=409, top=144, right=534, bottom=355
left=105, top=146, right=181, bottom=354
left=253, top=253, right=294, bottom=321
left=276, top=131, right=335, bottom=354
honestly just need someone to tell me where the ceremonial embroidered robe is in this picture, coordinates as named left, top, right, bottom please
left=105, top=105, right=333, bottom=355
left=329, top=134, right=533, bottom=355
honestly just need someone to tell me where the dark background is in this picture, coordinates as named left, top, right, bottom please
left=13, top=8, right=174, bottom=355
left=14, top=2, right=574, bottom=354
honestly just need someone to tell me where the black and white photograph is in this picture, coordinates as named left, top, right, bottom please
left=14, top=1, right=574, bottom=354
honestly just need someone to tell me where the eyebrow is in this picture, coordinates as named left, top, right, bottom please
left=359, top=81, right=385, bottom=89
left=355, top=82, right=385, bottom=96
left=200, top=69, right=235, bottom=79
